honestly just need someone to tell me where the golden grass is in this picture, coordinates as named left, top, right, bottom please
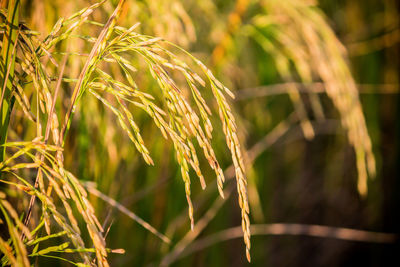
left=245, top=0, right=376, bottom=195
left=0, top=0, right=251, bottom=265
left=0, top=0, right=380, bottom=265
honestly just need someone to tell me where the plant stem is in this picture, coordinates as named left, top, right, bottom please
left=22, top=56, right=68, bottom=234
left=0, top=0, right=20, bottom=163
left=59, top=0, right=126, bottom=148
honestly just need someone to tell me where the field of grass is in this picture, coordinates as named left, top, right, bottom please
left=0, top=0, right=399, bottom=266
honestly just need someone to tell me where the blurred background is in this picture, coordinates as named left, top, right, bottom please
left=16, top=0, right=400, bottom=266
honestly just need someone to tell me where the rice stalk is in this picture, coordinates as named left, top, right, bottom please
left=246, top=0, right=375, bottom=195
left=1, top=0, right=252, bottom=264
left=0, top=0, right=19, bottom=163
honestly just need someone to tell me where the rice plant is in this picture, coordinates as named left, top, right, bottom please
left=0, top=0, right=390, bottom=266
left=0, top=0, right=250, bottom=265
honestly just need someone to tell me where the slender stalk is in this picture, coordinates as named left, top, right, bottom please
left=22, top=56, right=68, bottom=234
left=174, top=223, right=397, bottom=263
left=0, top=0, right=20, bottom=163
left=59, top=0, right=126, bottom=148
